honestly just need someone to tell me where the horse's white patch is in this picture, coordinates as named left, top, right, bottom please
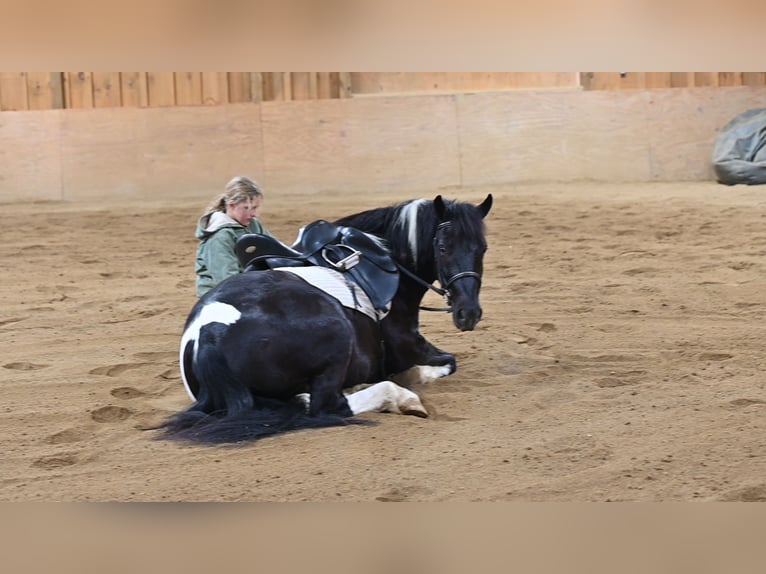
left=295, top=393, right=310, bottom=412
left=179, top=301, right=242, bottom=400
left=416, top=365, right=453, bottom=383
left=392, top=364, right=453, bottom=386
left=345, top=381, right=427, bottom=417
left=397, top=199, right=427, bottom=266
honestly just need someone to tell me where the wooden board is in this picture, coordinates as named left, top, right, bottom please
left=290, top=73, right=312, bottom=100
left=0, top=110, right=62, bottom=199
left=174, top=72, right=203, bottom=106
left=147, top=73, right=176, bottom=107
left=4, top=85, right=766, bottom=202
left=64, top=72, right=94, bottom=109
left=457, top=89, right=652, bottom=184
left=120, top=73, right=149, bottom=107
left=718, top=73, right=743, bottom=87
left=0, top=72, right=29, bottom=110
left=350, top=73, right=579, bottom=94
left=56, top=104, right=264, bottom=201
left=261, top=95, right=461, bottom=194
left=227, top=73, right=251, bottom=103
left=647, top=86, right=766, bottom=180
left=670, top=73, right=694, bottom=88
left=92, top=72, right=122, bottom=108
left=317, top=72, right=335, bottom=99
left=201, top=72, right=228, bottom=105
left=644, top=72, right=671, bottom=89
left=742, top=73, right=765, bottom=86
left=26, top=72, right=59, bottom=110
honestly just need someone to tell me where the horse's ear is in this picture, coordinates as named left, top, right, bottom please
left=433, top=195, right=447, bottom=221
left=477, top=194, right=493, bottom=218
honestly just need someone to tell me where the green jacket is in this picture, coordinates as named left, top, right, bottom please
left=195, top=211, right=272, bottom=298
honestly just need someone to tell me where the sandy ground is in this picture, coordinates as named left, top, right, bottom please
left=1, top=181, right=765, bottom=502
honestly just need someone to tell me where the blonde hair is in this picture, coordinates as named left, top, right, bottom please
left=206, top=176, right=264, bottom=213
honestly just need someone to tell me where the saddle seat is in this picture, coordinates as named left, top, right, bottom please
left=235, top=220, right=399, bottom=315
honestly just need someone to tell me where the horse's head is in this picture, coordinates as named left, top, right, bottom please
left=433, top=194, right=492, bottom=331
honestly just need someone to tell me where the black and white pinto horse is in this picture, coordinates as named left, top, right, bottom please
left=157, top=194, right=492, bottom=443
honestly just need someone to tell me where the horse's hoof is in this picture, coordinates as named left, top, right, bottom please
left=400, top=400, right=429, bottom=418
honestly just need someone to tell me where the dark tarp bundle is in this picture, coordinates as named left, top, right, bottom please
left=713, top=108, right=766, bottom=185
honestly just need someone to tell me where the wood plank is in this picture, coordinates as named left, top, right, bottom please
left=261, top=73, right=274, bottom=101
left=201, top=72, right=228, bottom=105
left=338, top=72, right=352, bottom=98
left=58, top=104, right=264, bottom=201
left=587, top=73, right=622, bottom=90
left=92, top=72, right=122, bottom=108
left=269, top=72, right=285, bottom=101
left=291, top=72, right=311, bottom=100
left=458, top=89, right=653, bottom=184
left=282, top=72, right=292, bottom=101
left=26, top=72, right=57, bottom=110
left=742, top=73, right=765, bottom=86
left=250, top=72, right=263, bottom=103
left=718, top=72, right=742, bottom=87
left=350, top=72, right=579, bottom=94
left=64, top=72, right=94, bottom=108
left=147, top=72, right=176, bottom=106
left=261, top=95, right=460, bottom=193
left=309, top=73, right=319, bottom=99
left=0, top=72, right=29, bottom=110
left=227, top=72, right=251, bottom=103
left=317, top=72, right=333, bottom=99
left=120, top=73, right=149, bottom=107
left=49, top=72, right=65, bottom=109
left=0, top=110, right=63, bottom=200
left=174, top=72, right=203, bottom=106
left=617, top=72, right=646, bottom=89
left=670, top=73, right=693, bottom=88
left=645, top=73, right=671, bottom=88
left=693, top=72, right=718, bottom=87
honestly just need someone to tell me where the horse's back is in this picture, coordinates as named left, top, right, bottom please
left=183, top=269, right=383, bottom=397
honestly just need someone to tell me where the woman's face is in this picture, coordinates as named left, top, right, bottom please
left=227, top=196, right=262, bottom=226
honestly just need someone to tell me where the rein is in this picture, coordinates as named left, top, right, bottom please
left=395, top=262, right=452, bottom=312
left=396, top=221, right=482, bottom=313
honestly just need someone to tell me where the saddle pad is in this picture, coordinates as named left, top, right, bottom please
left=275, top=266, right=389, bottom=321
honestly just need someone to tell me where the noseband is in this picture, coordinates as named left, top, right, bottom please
left=396, top=221, right=481, bottom=313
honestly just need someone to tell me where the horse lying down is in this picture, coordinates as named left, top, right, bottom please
left=156, top=194, right=492, bottom=444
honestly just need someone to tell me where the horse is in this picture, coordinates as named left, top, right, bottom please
left=156, top=194, right=492, bottom=444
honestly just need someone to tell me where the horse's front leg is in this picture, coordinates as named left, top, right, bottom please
left=345, top=381, right=428, bottom=417
left=385, top=330, right=456, bottom=386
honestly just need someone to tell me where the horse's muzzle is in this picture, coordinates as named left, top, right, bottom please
left=454, top=306, right=482, bottom=331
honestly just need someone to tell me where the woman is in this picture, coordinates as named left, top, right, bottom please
left=195, top=176, right=273, bottom=298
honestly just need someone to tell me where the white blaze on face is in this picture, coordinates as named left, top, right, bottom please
left=179, top=301, right=242, bottom=400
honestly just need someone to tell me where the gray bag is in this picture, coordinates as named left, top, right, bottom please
left=713, top=108, right=766, bottom=185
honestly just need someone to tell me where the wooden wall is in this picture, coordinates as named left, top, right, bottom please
left=581, top=72, right=766, bottom=90
left=0, top=72, right=354, bottom=111
left=2, top=85, right=765, bottom=203
left=2, top=72, right=765, bottom=111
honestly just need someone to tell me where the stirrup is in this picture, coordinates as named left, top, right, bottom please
left=322, top=245, right=362, bottom=271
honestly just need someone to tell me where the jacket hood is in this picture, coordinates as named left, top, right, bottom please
left=195, top=211, right=244, bottom=239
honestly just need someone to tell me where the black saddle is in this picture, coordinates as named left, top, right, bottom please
left=235, top=220, right=399, bottom=314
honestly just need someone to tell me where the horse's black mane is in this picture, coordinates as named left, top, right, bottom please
left=335, top=198, right=487, bottom=272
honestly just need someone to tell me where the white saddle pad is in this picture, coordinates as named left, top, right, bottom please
left=275, top=266, right=390, bottom=321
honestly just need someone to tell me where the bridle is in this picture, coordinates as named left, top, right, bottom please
left=395, top=221, right=482, bottom=313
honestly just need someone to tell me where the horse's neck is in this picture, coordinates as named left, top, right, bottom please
left=397, top=271, right=433, bottom=308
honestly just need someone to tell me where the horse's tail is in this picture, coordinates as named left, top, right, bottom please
left=154, top=338, right=365, bottom=445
